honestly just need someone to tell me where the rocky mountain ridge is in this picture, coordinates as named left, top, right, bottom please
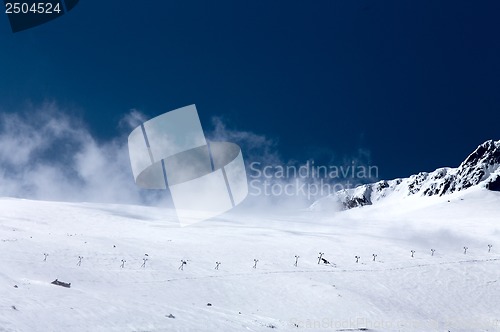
left=310, top=140, right=500, bottom=210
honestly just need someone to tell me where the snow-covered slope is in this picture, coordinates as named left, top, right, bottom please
left=311, top=140, right=500, bottom=211
left=1, top=187, right=500, bottom=331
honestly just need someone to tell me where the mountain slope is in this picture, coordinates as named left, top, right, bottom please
left=1, top=188, right=500, bottom=331
left=311, top=140, right=500, bottom=211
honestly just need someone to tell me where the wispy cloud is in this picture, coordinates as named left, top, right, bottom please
left=0, top=102, right=162, bottom=205
left=207, top=116, right=282, bottom=165
left=0, top=103, right=376, bottom=212
left=206, top=116, right=378, bottom=211
left=118, top=108, right=148, bottom=130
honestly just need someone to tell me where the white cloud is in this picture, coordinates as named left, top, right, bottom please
left=0, top=102, right=160, bottom=205
left=207, top=116, right=282, bottom=165
left=119, top=108, right=148, bottom=130
left=0, top=103, right=376, bottom=212
left=206, top=116, right=378, bottom=211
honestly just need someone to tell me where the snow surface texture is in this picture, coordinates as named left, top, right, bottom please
left=1, top=186, right=500, bottom=331
left=1, top=139, right=500, bottom=331
left=310, top=140, right=500, bottom=211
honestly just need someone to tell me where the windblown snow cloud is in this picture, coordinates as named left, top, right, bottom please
left=207, top=117, right=379, bottom=211
left=0, top=102, right=377, bottom=210
left=0, top=103, right=152, bottom=204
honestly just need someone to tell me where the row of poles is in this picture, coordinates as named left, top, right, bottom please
left=318, top=244, right=494, bottom=264
left=41, top=244, right=494, bottom=270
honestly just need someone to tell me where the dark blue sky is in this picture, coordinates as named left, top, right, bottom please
left=1, top=1, right=499, bottom=180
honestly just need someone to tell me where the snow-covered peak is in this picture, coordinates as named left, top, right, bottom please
left=311, top=140, right=500, bottom=211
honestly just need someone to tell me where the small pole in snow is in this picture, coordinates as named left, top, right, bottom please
left=294, top=255, right=300, bottom=267
left=178, top=260, right=186, bottom=270
left=488, top=244, right=493, bottom=253
left=77, top=256, right=83, bottom=266
left=141, top=258, right=148, bottom=268
left=372, top=254, right=377, bottom=262
left=463, top=246, right=468, bottom=254
left=253, top=259, right=259, bottom=269
left=411, top=250, right=415, bottom=258
left=215, top=262, right=221, bottom=270
left=43, top=253, right=49, bottom=262
left=317, top=252, right=324, bottom=264
left=431, top=249, right=435, bottom=256
left=120, top=259, right=126, bottom=268
left=355, top=256, right=360, bottom=263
